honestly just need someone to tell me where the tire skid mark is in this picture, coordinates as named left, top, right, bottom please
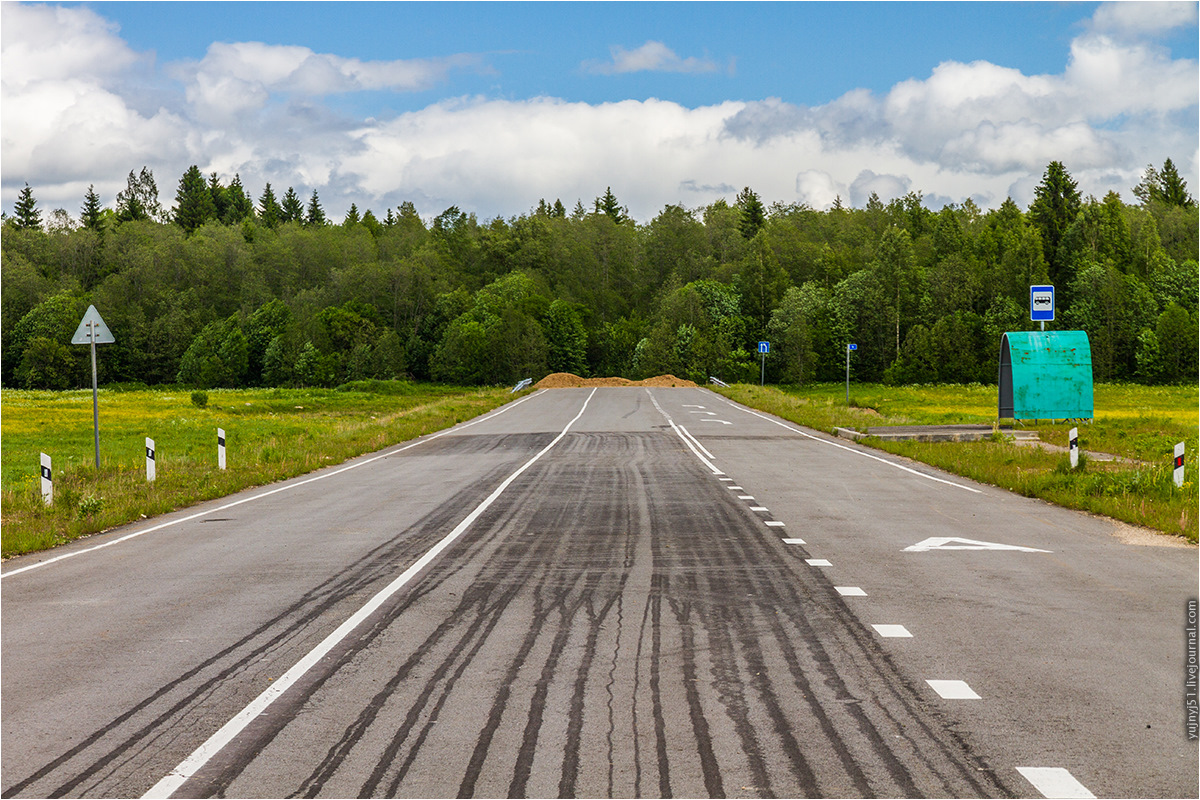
left=1, top=444, right=543, bottom=800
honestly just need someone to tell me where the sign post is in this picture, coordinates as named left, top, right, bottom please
left=71, top=306, right=115, bottom=469
left=758, top=341, right=769, bottom=386
left=845, top=344, right=857, bottom=405
left=1175, top=443, right=1185, bottom=488
left=40, top=453, right=53, bottom=506
left=1030, top=285, right=1054, bottom=331
left=1069, top=427, right=1079, bottom=469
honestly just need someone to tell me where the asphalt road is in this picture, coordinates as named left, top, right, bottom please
left=2, top=387, right=1196, bottom=798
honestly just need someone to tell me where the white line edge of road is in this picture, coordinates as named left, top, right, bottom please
left=712, top=394, right=982, bottom=494
left=645, top=389, right=724, bottom=475
left=1, top=390, right=547, bottom=581
left=142, top=387, right=596, bottom=799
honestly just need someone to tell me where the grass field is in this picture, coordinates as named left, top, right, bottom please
left=1, top=382, right=517, bottom=557
left=714, top=382, right=1198, bottom=543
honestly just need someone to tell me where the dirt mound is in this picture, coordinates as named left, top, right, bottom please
left=534, top=372, right=698, bottom=389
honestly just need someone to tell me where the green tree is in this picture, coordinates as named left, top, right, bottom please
left=1029, top=161, right=1082, bottom=290
left=13, top=183, right=41, bottom=230
left=306, top=190, right=327, bottom=226
left=116, top=167, right=162, bottom=223
left=280, top=187, right=304, bottom=223
left=1155, top=302, right=1197, bottom=383
left=343, top=204, right=361, bottom=226
left=16, top=336, right=77, bottom=389
left=258, top=183, right=282, bottom=228
left=1134, top=158, right=1195, bottom=209
left=736, top=186, right=766, bottom=240
left=174, top=165, right=217, bottom=234
left=223, top=174, right=254, bottom=224
left=81, top=185, right=104, bottom=232
left=543, top=299, right=588, bottom=375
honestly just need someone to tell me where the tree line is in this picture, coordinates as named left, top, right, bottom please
left=3, top=159, right=1196, bottom=392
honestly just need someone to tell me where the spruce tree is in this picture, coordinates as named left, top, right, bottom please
left=1029, top=161, right=1081, bottom=287
left=281, top=187, right=304, bottom=223
left=81, top=184, right=103, bottom=231
left=258, top=182, right=281, bottom=227
left=306, top=190, right=326, bottom=226
left=1158, top=158, right=1194, bottom=209
left=13, top=183, right=41, bottom=230
left=174, top=165, right=216, bottom=234
left=736, top=186, right=766, bottom=239
left=224, top=174, right=254, bottom=223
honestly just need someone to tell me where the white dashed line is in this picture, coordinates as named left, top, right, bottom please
left=872, top=624, right=913, bottom=638
left=749, top=506, right=768, bottom=512
left=1016, top=767, right=1095, bottom=799
left=738, top=495, right=755, bottom=500
left=764, top=521, right=785, bottom=527
left=926, top=680, right=980, bottom=699
left=835, top=586, right=867, bottom=596
left=806, top=559, right=832, bottom=567
left=727, top=485, right=744, bottom=490
left=781, top=538, right=806, bottom=545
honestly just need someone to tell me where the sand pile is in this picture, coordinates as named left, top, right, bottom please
left=534, top=372, right=698, bottom=389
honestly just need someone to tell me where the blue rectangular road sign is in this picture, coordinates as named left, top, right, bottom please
left=1031, top=285, right=1054, bottom=321
left=848, top=344, right=857, bottom=351
left=758, top=341, right=769, bottom=354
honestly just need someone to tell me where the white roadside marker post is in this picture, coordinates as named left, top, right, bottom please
left=218, top=428, right=226, bottom=470
left=1174, top=442, right=1185, bottom=488
left=146, top=438, right=156, bottom=482
left=40, top=453, right=53, bottom=506
left=1069, top=427, right=1079, bottom=469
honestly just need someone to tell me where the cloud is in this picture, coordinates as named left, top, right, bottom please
left=583, top=41, right=722, bottom=75
left=1089, top=1, right=1198, bottom=38
left=2, top=3, right=1196, bottom=222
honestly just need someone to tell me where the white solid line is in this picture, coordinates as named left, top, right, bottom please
left=713, top=396, right=982, bottom=494
left=764, top=521, right=786, bottom=527
left=872, top=624, right=913, bottom=638
left=142, top=388, right=597, bottom=799
left=781, top=538, right=806, bottom=545
left=646, top=390, right=724, bottom=475
left=3, top=391, right=547, bottom=580
left=835, top=586, right=867, bottom=596
left=1016, top=767, right=1095, bottom=799
left=676, top=425, right=715, bottom=460
left=926, top=679, right=981, bottom=699
left=806, top=558, right=832, bottom=567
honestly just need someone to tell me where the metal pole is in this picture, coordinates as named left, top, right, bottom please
left=845, top=345, right=850, bottom=405
left=760, top=352, right=765, bottom=386
left=90, top=324, right=100, bottom=469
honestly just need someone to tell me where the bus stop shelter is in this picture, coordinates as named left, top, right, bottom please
left=998, top=331, right=1093, bottom=420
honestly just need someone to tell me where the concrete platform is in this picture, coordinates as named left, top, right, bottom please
left=834, top=424, right=1041, bottom=443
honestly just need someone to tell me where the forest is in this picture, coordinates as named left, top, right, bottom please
left=3, top=159, right=1197, bottom=392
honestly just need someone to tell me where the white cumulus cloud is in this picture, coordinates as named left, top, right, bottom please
left=583, top=41, right=722, bottom=75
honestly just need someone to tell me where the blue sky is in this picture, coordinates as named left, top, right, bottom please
left=4, top=2, right=1198, bottom=222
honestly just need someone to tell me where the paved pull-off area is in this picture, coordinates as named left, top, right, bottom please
left=3, top=388, right=1196, bottom=798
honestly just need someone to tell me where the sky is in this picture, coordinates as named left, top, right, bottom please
left=2, top=1, right=1197, bottom=223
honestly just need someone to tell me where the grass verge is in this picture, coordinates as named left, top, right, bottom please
left=1, top=382, right=519, bottom=558
left=713, top=382, right=1198, bottom=543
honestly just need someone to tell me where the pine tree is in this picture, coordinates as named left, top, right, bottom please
left=13, top=183, right=41, bottom=230
left=258, top=183, right=281, bottom=227
left=344, top=203, right=360, bottom=226
left=224, top=174, right=254, bottom=223
left=306, top=190, right=326, bottom=226
left=81, top=184, right=103, bottom=231
left=594, top=187, right=627, bottom=223
left=1158, top=158, right=1194, bottom=209
left=281, top=187, right=304, bottom=223
left=1029, top=161, right=1081, bottom=287
left=174, top=165, right=216, bottom=234
left=384, top=208, right=396, bottom=227
left=736, top=186, right=766, bottom=239
left=208, top=173, right=229, bottom=222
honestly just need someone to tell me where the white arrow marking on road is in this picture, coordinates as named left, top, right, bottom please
left=903, top=537, right=1050, bottom=553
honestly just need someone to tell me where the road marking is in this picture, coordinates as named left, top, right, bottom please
left=806, top=558, right=832, bottom=567
left=2, top=390, right=549, bottom=580
left=749, top=506, right=768, bottom=512
left=727, top=485, right=744, bottom=490
left=836, top=586, right=867, bottom=596
left=764, top=520, right=785, bottom=527
left=142, top=388, right=598, bottom=799
left=699, top=419, right=732, bottom=425
left=683, top=404, right=706, bottom=408
left=647, top=390, right=724, bottom=475
left=718, top=477, right=733, bottom=482
left=688, top=410, right=717, bottom=415
left=872, top=624, right=912, bottom=638
left=676, top=425, right=715, bottom=459
left=737, top=494, right=754, bottom=500
left=926, top=680, right=980, bottom=699
left=714, top=397, right=982, bottom=493
left=903, top=537, right=1051, bottom=553
left=781, top=538, right=806, bottom=545
left=1016, top=767, right=1095, bottom=799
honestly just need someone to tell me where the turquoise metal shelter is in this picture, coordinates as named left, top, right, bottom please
left=998, top=331, right=1093, bottom=420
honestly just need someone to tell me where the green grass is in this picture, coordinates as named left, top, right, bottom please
left=1, top=382, right=520, bottom=558
left=714, top=382, right=1198, bottom=543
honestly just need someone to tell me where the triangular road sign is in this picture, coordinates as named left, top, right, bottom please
left=71, top=305, right=115, bottom=345
left=903, top=536, right=1050, bottom=553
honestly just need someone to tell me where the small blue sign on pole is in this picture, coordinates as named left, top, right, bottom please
left=758, top=341, right=770, bottom=354
left=848, top=344, right=857, bottom=351
left=1030, top=285, right=1054, bottom=322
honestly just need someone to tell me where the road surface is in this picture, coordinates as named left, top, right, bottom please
left=3, top=387, right=1196, bottom=798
